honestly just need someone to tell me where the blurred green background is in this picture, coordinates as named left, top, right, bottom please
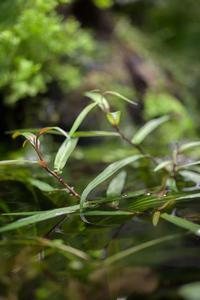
left=0, top=2, right=200, bottom=300
left=0, top=0, right=199, bottom=153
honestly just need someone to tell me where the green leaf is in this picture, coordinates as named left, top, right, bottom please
left=166, top=177, right=178, bottom=192
left=69, top=102, right=97, bottom=136
left=54, top=138, right=78, bottom=173
left=106, top=171, right=126, bottom=196
left=179, top=282, right=200, bottom=300
left=179, top=170, right=200, bottom=183
left=127, top=192, right=200, bottom=212
left=37, top=238, right=89, bottom=261
left=179, top=141, right=200, bottom=153
left=104, top=233, right=181, bottom=265
left=80, top=154, right=144, bottom=220
left=106, top=171, right=127, bottom=207
left=106, top=111, right=121, bottom=126
left=132, top=115, right=170, bottom=144
left=28, top=178, right=55, bottom=192
left=12, top=131, right=37, bottom=146
left=3, top=209, right=132, bottom=217
left=85, top=91, right=110, bottom=112
left=81, top=210, right=132, bottom=216
left=161, top=213, right=200, bottom=235
left=105, top=91, right=137, bottom=105
left=11, top=127, right=69, bottom=138
left=10, top=129, right=119, bottom=138
left=107, top=170, right=127, bottom=197
left=152, top=210, right=161, bottom=226
left=94, top=0, right=113, bottom=9
left=72, top=131, right=119, bottom=138
left=177, top=161, right=200, bottom=170
left=0, top=207, right=132, bottom=233
left=38, top=127, right=69, bottom=138
left=154, top=160, right=172, bottom=172
left=0, top=205, right=80, bottom=233
left=0, top=160, right=37, bottom=166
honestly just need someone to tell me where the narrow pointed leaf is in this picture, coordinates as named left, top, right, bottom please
left=105, top=91, right=137, bottom=105
left=180, top=170, right=200, bottom=183
left=38, top=126, right=69, bottom=138
left=54, top=138, right=78, bottom=172
left=132, top=115, right=170, bottom=144
left=69, top=102, right=97, bottom=136
left=85, top=91, right=110, bottom=111
left=13, top=127, right=69, bottom=138
left=154, top=160, right=172, bottom=172
left=161, top=213, right=200, bottom=235
left=37, top=238, right=89, bottom=261
left=104, top=233, right=181, bottom=265
left=107, top=170, right=127, bottom=207
left=107, top=170, right=127, bottom=197
left=0, top=160, right=37, bottom=166
left=80, top=154, right=144, bottom=218
left=72, top=131, right=119, bottom=137
left=177, top=161, right=200, bottom=170
left=12, top=132, right=36, bottom=146
left=179, top=141, right=200, bottom=153
left=10, top=129, right=119, bottom=138
left=28, top=179, right=55, bottom=192
left=0, top=207, right=132, bottom=233
left=0, top=205, right=80, bottom=233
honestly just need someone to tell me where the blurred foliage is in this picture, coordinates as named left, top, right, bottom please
left=0, top=2, right=200, bottom=299
left=0, top=0, right=94, bottom=104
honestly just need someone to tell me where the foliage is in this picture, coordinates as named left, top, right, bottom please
left=0, top=0, right=94, bottom=104
left=1, top=90, right=200, bottom=231
left=1, top=91, right=200, bottom=299
left=0, top=1, right=200, bottom=297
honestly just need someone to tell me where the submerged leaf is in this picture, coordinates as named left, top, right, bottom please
left=80, top=154, right=145, bottom=220
left=0, top=205, right=80, bottom=233
left=132, top=115, right=170, bottom=144
left=107, top=170, right=127, bottom=197
left=127, top=192, right=200, bottom=212
left=161, top=213, right=200, bottom=235
left=0, top=207, right=132, bottom=232
left=107, top=171, right=127, bottom=207
left=104, top=233, right=181, bottom=265
left=37, top=237, right=89, bottom=261
left=152, top=211, right=161, bottom=226
left=54, top=138, right=78, bottom=173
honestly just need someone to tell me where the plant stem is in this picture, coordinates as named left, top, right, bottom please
left=35, top=135, right=80, bottom=199
left=113, top=124, right=158, bottom=166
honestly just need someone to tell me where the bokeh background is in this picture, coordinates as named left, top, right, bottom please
left=0, top=0, right=199, bottom=155
left=1, top=2, right=200, bottom=300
